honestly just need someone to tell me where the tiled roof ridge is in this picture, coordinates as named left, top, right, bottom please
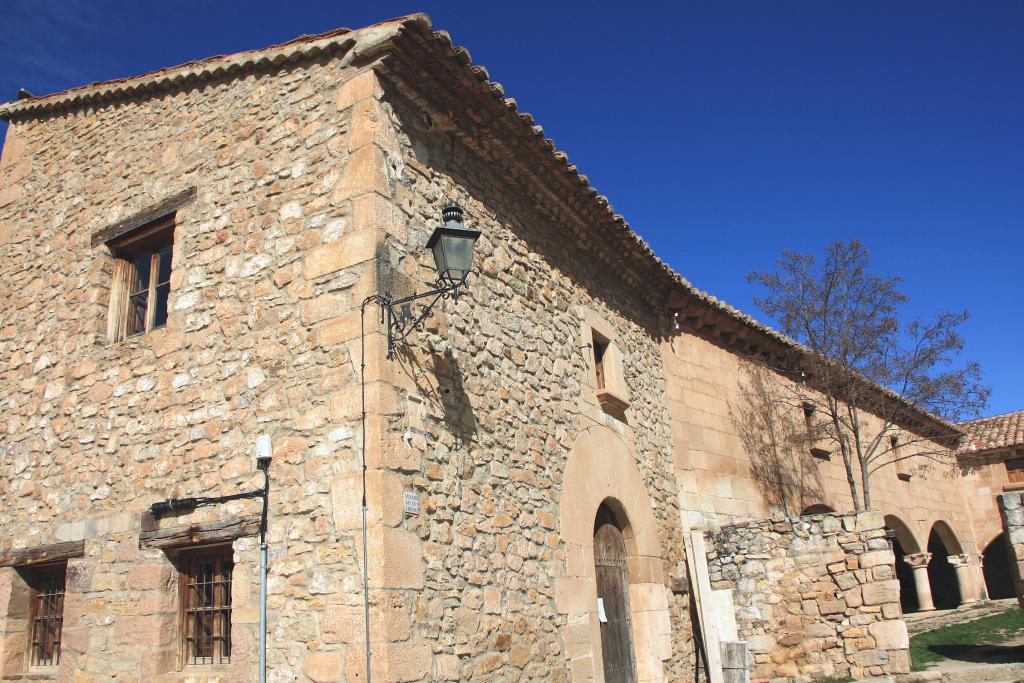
left=1, top=13, right=960, bottom=437
left=959, top=408, right=1024, bottom=426
left=0, top=14, right=430, bottom=120
left=957, top=410, right=1024, bottom=453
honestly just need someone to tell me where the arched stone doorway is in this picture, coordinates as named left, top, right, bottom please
left=884, top=514, right=927, bottom=613
left=558, top=426, right=671, bottom=682
left=927, top=522, right=963, bottom=610
left=594, top=503, right=638, bottom=683
left=982, top=533, right=1015, bottom=600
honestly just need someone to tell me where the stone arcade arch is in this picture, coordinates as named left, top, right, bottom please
left=558, top=426, right=671, bottom=683
left=884, top=514, right=929, bottom=613
left=928, top=522, right=965, bottom=610
left=982, top=533, right=1015, bottom=600
left=800, top=504, right=836, bottom=515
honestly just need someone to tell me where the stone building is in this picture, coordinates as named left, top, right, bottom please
left=957, top=411, right=1024, bottom=601
left=0, top=13, right=1011, bottom=683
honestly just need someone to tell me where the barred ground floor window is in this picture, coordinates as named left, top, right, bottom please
left=180, top=548, right=233, bottom=665
left=28, top=563, right=67, bottom=667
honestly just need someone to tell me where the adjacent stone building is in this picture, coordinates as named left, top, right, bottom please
left=0, top=13, right=1012, bottom=683
left=958, top=411, right=1024, bottom=601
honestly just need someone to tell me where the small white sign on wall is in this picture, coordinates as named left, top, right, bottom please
left=403, top=491, right=420, bottom=515
left=597, top=597, right=608, bottom=623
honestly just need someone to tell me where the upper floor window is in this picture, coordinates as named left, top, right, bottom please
left=1006, top=457, right=1024, bottom=484
left=107, top=215, right=175, bottom=342
left=891, top=435, right=912, bottom=481
left=181, top=548, right=233, bottom=666
left=592, top=332, right=610, bottom=391
left=803, top=402, right=831, bottom=460
left=27, top=563, right=66, bottom=667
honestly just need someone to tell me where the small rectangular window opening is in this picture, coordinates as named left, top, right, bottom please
left=182, top=549, right=233, bottom=666
left=1006, top=457, right=1024, bottom=484
left=803, top=403, right=830, bottom=459
left=108, top=215, right=175, bottom=342
left=892, top=436, right=912, bottom=481
left=28, top=564, right=66, bottom=667
left=592, top=332, right=609, bottom=391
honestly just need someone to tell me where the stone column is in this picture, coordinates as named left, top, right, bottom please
left=975, top=553, right=990, bottom=601
left=947, top=555, right=976, bottom=604
left=904, top=553, right=935, bottom=612
left=996, top=492, right=1024, bottom=609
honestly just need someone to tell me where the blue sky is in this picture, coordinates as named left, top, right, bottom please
left=2, top=1, right=1021, bottom=416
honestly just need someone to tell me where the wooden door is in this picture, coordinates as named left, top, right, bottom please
left=594, top=505, right=637, bottom=683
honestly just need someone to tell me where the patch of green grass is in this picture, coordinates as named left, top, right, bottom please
left=814, top=676, right=854, bottom=683
left=910, top=607, right=1024, bottom=670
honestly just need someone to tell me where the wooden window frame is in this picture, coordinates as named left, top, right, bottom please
left=107, top=215, right=175, bottom=343
left=26, top=563, right=67, bottom=668
left=1006, top=457, right=1024, bottom=484
left=179, top=547, right=233, bottom=667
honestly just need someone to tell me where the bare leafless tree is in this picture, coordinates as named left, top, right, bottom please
left=748, top=240, right=989, bottom=511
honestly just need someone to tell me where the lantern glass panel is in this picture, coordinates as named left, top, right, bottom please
left=441, top=233, right=475, bottom=282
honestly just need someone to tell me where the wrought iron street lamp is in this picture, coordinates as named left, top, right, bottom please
left=368, top=202, right=481, bottom=360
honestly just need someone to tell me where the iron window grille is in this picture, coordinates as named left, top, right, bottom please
left=28, top=565, right=66, bottom=667
left=181, top=550, right=233, bottom=665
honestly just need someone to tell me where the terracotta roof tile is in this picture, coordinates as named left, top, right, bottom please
left=958, top=411, right=1024, bottom=452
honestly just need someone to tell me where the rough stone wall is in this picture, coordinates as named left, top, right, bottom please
left=662, top=332, right=982, bottom=578
left=368, top=72, right=693, bottom=681
left=0, top=57, right=393, bottom=681
left=706, top=510, right=910, bottom=681
left=996, top=492, right=1024, bottom=609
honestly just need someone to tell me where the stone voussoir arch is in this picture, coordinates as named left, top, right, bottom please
left=929, top=520, right=965, bottom=555
left=557, top=425, right=671, bottom=683
left=884, top=514, right=923, bottom=555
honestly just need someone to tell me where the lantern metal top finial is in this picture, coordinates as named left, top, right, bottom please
left=442, top=203, right=464, bottom=226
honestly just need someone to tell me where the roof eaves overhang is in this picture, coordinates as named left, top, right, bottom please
left=377, top=19, right=960, bottom=442
left=0, top=15, right=432, bottom=122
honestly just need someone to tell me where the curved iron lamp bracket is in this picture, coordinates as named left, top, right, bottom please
left=365, top=278, right=469, bottom=360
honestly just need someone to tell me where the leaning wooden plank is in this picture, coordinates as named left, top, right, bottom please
left=687, top=528, right=725, bottom=683
left=139, top=515, right=261, bottom=549
left=0, top=539, right=86, bottom=567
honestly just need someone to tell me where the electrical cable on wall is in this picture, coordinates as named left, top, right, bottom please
left=358, top=295, right=382, bottom=683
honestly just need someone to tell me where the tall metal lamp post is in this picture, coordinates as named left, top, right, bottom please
left=357, top=202, right=481, bottom=682
left=150, top=435, right=273, bottom=683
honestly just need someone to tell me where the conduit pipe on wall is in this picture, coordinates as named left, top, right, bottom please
left=256, top=435, right=273, bottom=683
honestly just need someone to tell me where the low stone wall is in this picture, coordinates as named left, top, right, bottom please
left=706, top=510, right=910, bottom=681
left=997, top=492, right=1024, bottom=609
